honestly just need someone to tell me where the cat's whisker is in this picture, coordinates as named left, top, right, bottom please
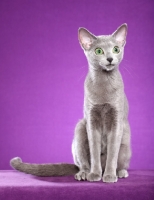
left=123, top=64, right=139, bottom=79
left=122, top=65, right=135, bottom=79
left=77, top=72, right=86, bottom=82
left=123, top=60, right=135, bottom=72
left=77, top=65, right=87, bottom=70
left=123, top=66, right=132, bottom=75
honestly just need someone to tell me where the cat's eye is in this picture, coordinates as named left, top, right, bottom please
left=113, top=46, right=120, bottom=54
left=95, top=48, right=104, bottom=55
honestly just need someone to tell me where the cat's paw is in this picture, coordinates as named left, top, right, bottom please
left=75, top=171, right=89, bottom=181
left=117, top=169, right=129, bottom=178
left=87, top=172, right=101, bottom=182
left=102, top=174, right=118, bottom=183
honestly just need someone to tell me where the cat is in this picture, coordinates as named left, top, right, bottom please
left=10, top=24, right=131, bottom=183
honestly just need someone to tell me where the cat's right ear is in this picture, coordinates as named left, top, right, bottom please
left=78, top=28, right=97, bottom=50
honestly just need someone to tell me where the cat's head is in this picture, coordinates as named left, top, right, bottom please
left=78, top=24, right=127, bottom=72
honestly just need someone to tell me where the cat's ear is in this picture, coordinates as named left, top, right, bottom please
left=78, top=28, right=97, bottom=50
left=112, top=24, right=127, bottom=46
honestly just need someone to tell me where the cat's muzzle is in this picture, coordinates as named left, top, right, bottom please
left=104, top=64, right=115, bottom=71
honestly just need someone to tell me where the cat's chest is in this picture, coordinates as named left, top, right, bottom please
left=85, top=77, right=120, bottom=104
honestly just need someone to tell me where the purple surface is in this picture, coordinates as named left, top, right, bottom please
left=0, top=170, right=154, bottom=200
left=0, top=0, right=154, bottom=170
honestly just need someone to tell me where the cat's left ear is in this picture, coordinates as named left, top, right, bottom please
left=112, top=24, right=128, bottom=46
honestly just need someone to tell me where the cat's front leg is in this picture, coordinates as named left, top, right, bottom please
left=86, top=115, right=102, bottom=182
left=87, top=129, right=102, bottom=182
left=103, top=112, right=123, bottom=183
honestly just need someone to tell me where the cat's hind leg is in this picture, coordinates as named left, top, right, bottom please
left=117, top=169, right=129, bottom=178
left=117, top=120, right=131, bottom=178
left=72, top=119, right=90, bottom=181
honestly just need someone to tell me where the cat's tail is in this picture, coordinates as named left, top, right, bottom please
left=10, top=157, right=79, bottom=176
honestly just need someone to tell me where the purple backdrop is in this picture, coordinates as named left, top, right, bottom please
left=0, top=0, right=154, bottom=170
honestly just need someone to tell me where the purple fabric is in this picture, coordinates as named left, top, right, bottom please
left=0, top=0, right=154, bottom=170
left=0, top=170, right=154, bottom=200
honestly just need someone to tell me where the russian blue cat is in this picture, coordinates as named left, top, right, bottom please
left=11, top=24, right=131, bottom=183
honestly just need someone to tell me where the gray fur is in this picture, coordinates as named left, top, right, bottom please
left=10, top=24, right=131, bottom=183
left=10, top=157, right=78, bottom=176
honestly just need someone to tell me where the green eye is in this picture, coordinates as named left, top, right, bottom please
left=95, top=48, right=104, bottom=55
left=113, top=46, right=120, bottom=54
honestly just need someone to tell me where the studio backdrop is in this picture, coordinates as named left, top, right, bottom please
left=0, top=0, right=154, bottom=170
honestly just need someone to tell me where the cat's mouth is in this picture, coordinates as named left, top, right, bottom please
left=99, top=62, right=115, bottom=72
left=106, top=64, right=115, bottom=67
left=105, top=64, right=115, bottom=71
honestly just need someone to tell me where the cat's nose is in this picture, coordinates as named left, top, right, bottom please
left=107, top=57, right=113, bottom=63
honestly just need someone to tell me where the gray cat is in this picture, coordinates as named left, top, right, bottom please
left=10, top=24, right=131, bottom=183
